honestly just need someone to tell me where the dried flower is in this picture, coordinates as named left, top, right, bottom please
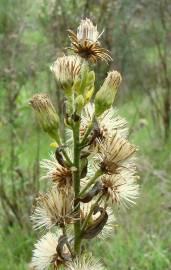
left=68, top=18, right=112, bottom=63
left=101, top=169, right=139, bottom=207
left=31, top=232, right=59, bottom=270
left=31, top=232, right=71, bottom=270
left=40, top=153, right=72, bottom=188
left=99, top=108, right=128, bottom=139
left=97, top=132, right=137, bottom=174
left=81, top=103, right=128, bottom=140
left=29, top=93, right=60, bottom=141
left=31, top=188, right=74, bottom=230
left=95, top=71, right=122, bottom=116
left=67, top=255, right=105, bottom=270
left=50, top=55, right=81, bottom=89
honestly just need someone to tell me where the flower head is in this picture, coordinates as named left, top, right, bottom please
left=40, top=153, right=72, bottom=188
left=106, top=71, right=122, bottom=88
left=81, top=103, right=128, bottom=141
left=50, top=55, right=81, bottom=89
left=67, top=255, right=105, bottom=270
left=31, top=232, right=69, bottom=270
left=101, top=169, right=139, bottom=207
left=68, top=18, right=112, bottom=63
left=95, top=71, right=122, bottom=116
left=97, top=133, right=137, bottom=174
left=77, top=18, right=99, bottom=43
left=31, top=188, right=74, bottom=230
left=98, top=108, right=128, bottom=139
left=29, top=93, right=59, bottom=141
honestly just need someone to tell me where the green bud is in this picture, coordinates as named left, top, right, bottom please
left=73, top=62, right=95, bottom=93
left=84, top=87, right=94, bottom=104
left=87, top=70, right=95, bottom=85
left=83, top=71, right=95, bottom=104
left=29, top=93, right=60, bottom=142
left=72, top=76, right=82, bottom=92
left=73, top=62, right=89, bottom=94
left=95, top=71, right=122, bottom=116
left=75, top=95, right=85, bottom=115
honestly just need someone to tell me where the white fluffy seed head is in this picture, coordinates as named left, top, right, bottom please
left=67, top=255, right=105, bottom=270
left=31, top=188, right=74, bottom=230
left=40, top=152, right=72, bottom=188
left=97, top=132, right=137, bottom=174
left=31, top=232, right=58, bottom=270
left=102, top=169, right=139, bottom=207
left=81, top=103, right=128, bottom=140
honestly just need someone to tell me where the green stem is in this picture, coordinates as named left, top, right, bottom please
left=73, top=120, right=81, bottom=255
left=80, top=169, right=103, bottom=197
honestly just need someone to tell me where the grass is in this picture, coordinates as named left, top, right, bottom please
left=0, top=93, right=171, bottom=270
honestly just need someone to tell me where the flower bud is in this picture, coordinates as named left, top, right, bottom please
left=50, top=56, right=81, bottom=92
left=75, top=95, right=85, bottom=115
left=95, top=71, right=122, bottom=116
left=29, top=93, right=60, bottom=142
left=84, top=71, right=95, bottom=103
left=73, top=64, right=95, bottom=103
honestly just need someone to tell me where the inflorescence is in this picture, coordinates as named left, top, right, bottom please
left=29, top=18, right=139, bottom=270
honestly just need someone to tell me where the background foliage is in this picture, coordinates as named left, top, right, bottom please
left=0, top=0, right=171, bottom=269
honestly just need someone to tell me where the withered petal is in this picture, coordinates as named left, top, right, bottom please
left=82, top=207, right=108, bottom=239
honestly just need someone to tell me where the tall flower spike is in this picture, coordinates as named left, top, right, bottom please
left=31, top=232, right=68, bottom=270
left=68, top=18, right=112, bottom=63
left=29, top=93, right=60, bottom=142
left=31, top=188, right=74, bottom=230
left=101, top=169, right=139, bottom=207
left=97, top=132, right=137, bottom=174
left=66, top=255, right=105, bottom=270
left=40, top=153, right=72, bottom=188
left=95, top=71, right=122, bottom=116
left=50, top=55, right=81, bottom=89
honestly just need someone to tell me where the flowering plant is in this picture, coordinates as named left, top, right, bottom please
left=29, top=18, right=139, bottom=270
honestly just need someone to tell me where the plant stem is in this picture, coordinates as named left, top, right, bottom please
left=62, top=226, right=74, bottom=258
left=80, top=169, right=103, bottom=197
left=73, top=120, right=81, bottom=255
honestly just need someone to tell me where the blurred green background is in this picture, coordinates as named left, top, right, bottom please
left=0, top=0, right=171, bottom=269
